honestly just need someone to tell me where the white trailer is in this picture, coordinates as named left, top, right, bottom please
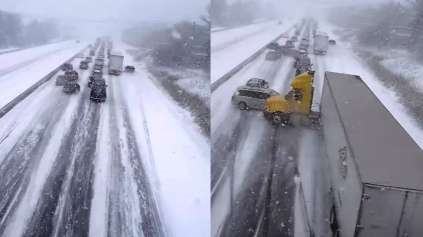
left=320, top=72, right=423, bottom=237
left=108, top=51, right=124, bottom=75
left=313, top=31, right=329, bottom=55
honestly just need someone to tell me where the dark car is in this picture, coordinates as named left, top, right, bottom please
left=56, top=75, right=69, bottom=86
left=124, top=65, right=135, bottom=72
left=64, top=70, right=79, bottom=81
left=61, top=63, right=73, bottom=71
left=80, top=61, right=89, bottom=69
left=90, top=79, right=107, bottom=102
left=87, top=75, right=101, bottom=87
left=63, top=82, right=81, bottom=94
left=86, top=56, right=92, bottom=62
left=95, top=59, right=104, bottom=66
left=265, top=50, right=281, bottom=61
left=329, top=39, right=336, bottom=45
left=92, top=69, right=103, bottom=78
left=93, top=64, right=103, bottom=71
left=295, top=57, right=312, bottom=76
left=267, top=42, right=280, bottom=50
left=294, top=55, right=311, bottom=68
left=299, top=40, right=309, bottom=50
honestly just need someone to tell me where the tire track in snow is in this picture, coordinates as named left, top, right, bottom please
left=0, top=94, right=71, bottom=235
left=104, top=75, right=165, bottom=237
left=22, top=83, right=100, bottom=237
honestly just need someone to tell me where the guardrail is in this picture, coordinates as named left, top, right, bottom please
left=0, top=45, right=89, bottom=118
left=211, top=25, right=294, bottom=92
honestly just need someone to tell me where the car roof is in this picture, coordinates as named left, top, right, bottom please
left=299, top=57, right=311, bottom=63
left=236, top=86, right=276, bottom=94
left=247, top=78, right=264, bottom=83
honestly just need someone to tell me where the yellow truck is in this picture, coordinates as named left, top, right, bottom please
left=263, top=70, right=320, bottom=125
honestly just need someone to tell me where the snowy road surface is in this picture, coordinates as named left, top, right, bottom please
left=0, top=42, right=209, bottom=237
left=0, top=40, right=89, bottom=108
left=211, top=19, right=296, bottom=83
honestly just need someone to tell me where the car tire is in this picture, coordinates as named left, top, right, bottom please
left=272, top=112, right=289, bottom=125
left=238, top=102, right=247, bottom=110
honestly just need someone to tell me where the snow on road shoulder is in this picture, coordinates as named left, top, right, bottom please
left=116, top=46, right=210, bottom=237
left=318, top=20, right=423, bottom=150
left=378, top=49, right=423, bottom=92
left=211, top=21, right=293, bottom=83
left=155, top=67, right=210, bottom=106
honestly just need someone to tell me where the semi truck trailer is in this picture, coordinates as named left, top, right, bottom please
left=108, top=51, right=124, bottom=75
left=321, top=72, right=423, bottom=237
left=314, top=31, right=329, bottom=55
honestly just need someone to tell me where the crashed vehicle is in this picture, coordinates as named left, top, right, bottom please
left=61, top=63, right=73, bottom=71
left=231, top=79, right=279, bottom=110
left=63, top=82, right=81, bottom=94
left=266, top=50, right=281, bottom=61
left=56, top=75, right=69, bottom=86
left=80, top=61, right=89, bottom=69
left=267, top=42, right=280, bottom=50
left=90, top=78, right=107, bottom=102
left=124, top=65, right=135, bottom=72
left=64, top=70, right=79, bottom=81
left=285, top=40, right=294, bottom=48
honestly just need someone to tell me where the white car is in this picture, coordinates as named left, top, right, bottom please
left=76, top=53, right=84, bottom=58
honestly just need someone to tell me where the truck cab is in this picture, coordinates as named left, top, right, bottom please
left=263, top=71, right=318, bottom=124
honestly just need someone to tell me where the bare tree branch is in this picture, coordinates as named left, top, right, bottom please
left=199, top=3, right=211, bottom=28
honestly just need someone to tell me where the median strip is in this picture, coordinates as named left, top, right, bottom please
left=211, top=25, right=294, bottom=92
left=0, top=46, right=88, bottom=118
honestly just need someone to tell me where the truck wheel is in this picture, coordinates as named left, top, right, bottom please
left=238, top=102, right=247, bottom=110
left=272, top=114, right=283, bottom=124
left=273, top=112, right=290, bottom=125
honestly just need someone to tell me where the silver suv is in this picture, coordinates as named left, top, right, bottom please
left=231, top=79, right=279, bottom=110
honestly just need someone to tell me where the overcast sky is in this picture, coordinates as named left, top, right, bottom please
left=0, top=0, right=209, bottom=23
